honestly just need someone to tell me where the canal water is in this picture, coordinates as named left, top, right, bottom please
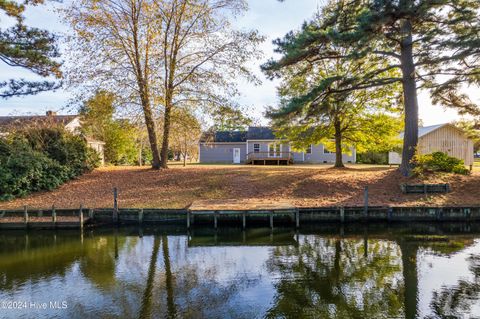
left=0, top=224, right=479, bottom=319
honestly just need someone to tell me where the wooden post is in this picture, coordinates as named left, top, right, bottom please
left=79, top=204, right=84, bottom=230
left=387, top=207, right=393, bottom=221
left=242, top=212, right=246, bottom=229
left=113, top=187, right=118, bottom=224
left=214, top=211, right=218, bottom=229
left=364, top=186, right=369, bottom=219
left=138, top=209, right=144, bottom=225
left=24, top=205, right=28, bottom=228
left=295, top=209, right=300, bottom=228
left=340, top=207, right=345, bottom=223
left=187, top=211, right=191, bottom=229
left=269, top=211, right=273, bottom=229
left=88, top=209, right=94, bottom=219
left=52, top=205, right=57, bottom=227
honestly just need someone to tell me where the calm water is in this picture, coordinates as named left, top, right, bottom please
left=1, top=224, right=480, bottom=319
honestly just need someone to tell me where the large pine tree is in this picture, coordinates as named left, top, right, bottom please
left=0, top=0, right=61, bottom=98
left=265, top=42, right=403, bottom=168
left=266, top=0, right=480, bottom=175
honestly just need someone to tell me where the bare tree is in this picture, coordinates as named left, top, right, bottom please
left=63, top=0, right=263, bottom=169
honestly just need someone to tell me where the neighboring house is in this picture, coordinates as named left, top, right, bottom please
left=388, top=123, right=474, bottom=166
left=199, top=126, right=356, bottom=165
left=0, top=111, right=106, bottom=165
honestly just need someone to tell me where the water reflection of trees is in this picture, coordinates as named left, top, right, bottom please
left=3, top=228, right=480, bottom=318
left=428, top=254, right=480, bottom=318
left=265, top=237, right=405, bottom=319
left=0, top=232, right=84, bottom=289
left=98, top=233, right=260, bottom=319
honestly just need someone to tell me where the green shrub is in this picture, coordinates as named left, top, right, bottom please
left=21, top=127, right=97, bottom=177
left=412, top=151, right=470, bottom=176
left=0, top=127, right=100, bottom=201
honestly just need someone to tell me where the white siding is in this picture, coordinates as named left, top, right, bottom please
left=388, top=125, right=474, bottom=166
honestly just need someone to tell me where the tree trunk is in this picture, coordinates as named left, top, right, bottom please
left=162, top=235, right=177, bottom=319
left=142, top=97, right=161, bottom=169
left=183, top=137, right=187, bottom=167
left=139, top=236, right=160, bottom=319
left=399, top=19, right=419, bottom=176
left=400, top=241, right=419, bottom=319
left=138, top=145, right=143, bottom=167
left=131, top=9, right=161, bottom=170
left=334, top=119, right=345, bottom=168
left=160, top=99, right=172, bottom=169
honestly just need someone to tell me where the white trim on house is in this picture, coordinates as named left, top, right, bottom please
left=267, top=142, right=282, bottom=158
left=306, top=144, right=312, bottom=154
left=323, top=146, right=334, bottom=154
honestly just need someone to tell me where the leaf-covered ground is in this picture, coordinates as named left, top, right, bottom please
left=1, top=164, right=479, bottom=209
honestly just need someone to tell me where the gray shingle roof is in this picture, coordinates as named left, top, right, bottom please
left=200, top=130, right=247, bottom=143
left=246, top=127, right=276, bottom=140
left=0, top=115, right=77, bottom=131
left=200, top=126, right=279, bottom=143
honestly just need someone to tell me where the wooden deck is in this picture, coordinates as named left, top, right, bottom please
left=246, top=158, right=293, bottom=165
left=245, top=151, right=294, bottom=165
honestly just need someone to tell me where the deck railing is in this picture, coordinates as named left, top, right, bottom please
left=246, top=151, right=294, bottom=162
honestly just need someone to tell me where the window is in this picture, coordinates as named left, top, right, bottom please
left=254, top=144, right=260, bottom=153
left=268, top=143, right=281, bottom=157
left=306, top=145, right=312, bottom=154
left=323, top=147, right=334, bottom=154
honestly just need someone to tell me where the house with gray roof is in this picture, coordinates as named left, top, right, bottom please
left=0, top=111, right=106, bottom=165
left=199, top=126, right=356, bottom=165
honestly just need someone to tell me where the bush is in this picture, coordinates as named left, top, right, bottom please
left=412, top=151, right=470, bottom=176
left=0, top=128, right=100, bottom=201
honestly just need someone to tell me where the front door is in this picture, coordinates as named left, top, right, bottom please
left=268, top=143, right=281, bottom=157
left=233, top=148, right=241, bottom=164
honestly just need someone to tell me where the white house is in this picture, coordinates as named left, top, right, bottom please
left=389, top=123, right=474, bottom=166
left=0, top=111, right=106, bottom=165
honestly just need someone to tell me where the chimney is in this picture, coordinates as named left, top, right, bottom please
left=46, top=110, right=57, bottom=117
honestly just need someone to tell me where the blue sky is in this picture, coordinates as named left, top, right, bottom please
left=0, top=0, right=476, bottom=125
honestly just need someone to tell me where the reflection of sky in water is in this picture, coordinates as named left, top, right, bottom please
left=0, top=230, right=479, bottom=318
left=418, top=239, right=480, bottom=318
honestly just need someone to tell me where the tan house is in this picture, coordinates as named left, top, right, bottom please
left=389, top=123, right=474, bottom=166
left=0, top=111, right=105, bottom=165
